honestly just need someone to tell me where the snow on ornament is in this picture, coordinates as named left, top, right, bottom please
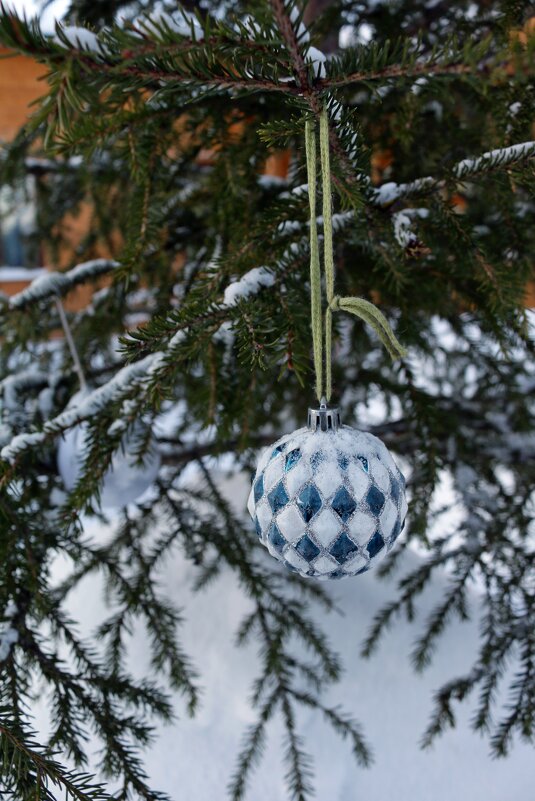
left=248, top=402, right=407, bottom=579
left=57, top=390, right=161, bottom=510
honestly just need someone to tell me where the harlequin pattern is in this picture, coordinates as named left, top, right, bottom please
left=248, top=426, right=407, bottom=580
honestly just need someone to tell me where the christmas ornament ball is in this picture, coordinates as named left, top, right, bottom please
left=247, top=403, right=407, bottom=579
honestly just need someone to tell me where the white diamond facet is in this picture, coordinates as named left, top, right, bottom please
left=284, top=547, right=309, bottom=573
left=346, top=462, right=370, bottom=501
left=372, top=459, right=391, bottom=493
left=263, top=458, right=283, bottom=492
left=381, top=447, right=398, bottom=475
left=313, top=554, right=339, bottom=575
left=247, top=487, right=256, bottom=518
left=380, top=498, right=397, bottom=540
left=285, top=459, right=309, bottom=497
left=277, top=504, right=305, bottom=544
left=310, top=508, right=341, bottom=548
left=256, top=498, right=272, bottom=533
left=314, top=466, right=343, bottom=499
left=347, top=511, right=376, bottom=545
left=257, top=445, right=274, bottom=475
left=342, top=552, right=368, bottom=574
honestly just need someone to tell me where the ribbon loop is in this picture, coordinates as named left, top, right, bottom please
left=304, top=107, right=406, bottom=404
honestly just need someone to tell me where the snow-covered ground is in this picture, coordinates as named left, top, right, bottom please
left=37, top=472, right=533, bottom=801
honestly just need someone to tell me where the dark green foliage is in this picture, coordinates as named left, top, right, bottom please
left=0, top=0, right=534, bottom=798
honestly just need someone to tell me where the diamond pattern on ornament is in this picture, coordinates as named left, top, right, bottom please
left=255, top=498, right=272, bottom=533
left=267, top=522, right=286, bottom=555
left=331, top=486, right=357, bottom=522
left=329, top=532, right=359, bottom=564
left=346, top=461, right=370, bottom=501
left=309, top=508, right=342, bottom=548
left=264, top=457, right=283, bottom=492
left=277, top=504, right=306, bottom=544
left=380, top=498, right=398, bottom=541
left=268, top=481, right=289, bottom=514
left=342, top=552, right=368, bottom=574
left=365, top=485, right=385, bottom=516
left=284, top=448, right=302, bottom=472
left=296, top=484, right=322, bottom=523
left=313, top=554, right=340, bottom=575
left=366, top=530, right=385, bottom=558
left=285, top=458, right=310, bottom=496
left=371, top=458, right=391, bottom=493
left=295, top=534, right=321, bottom=562
left=284, top=547, right=309, bottom=573
left=314, top=464, right=344, bottom=499
left=346, top=510, right=376, bottom=546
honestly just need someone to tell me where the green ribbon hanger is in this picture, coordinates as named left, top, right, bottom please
left=305, top=106, right=407, bottom=403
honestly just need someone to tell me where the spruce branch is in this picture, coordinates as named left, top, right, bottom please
left=0, top=713, right=111, bottom=801
left=373, top=141, right=535, bottom=206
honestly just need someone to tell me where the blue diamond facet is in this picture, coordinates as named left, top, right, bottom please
left=255, top=517, right=263, bottom=539
left=268, top=481, right=289, bottom=514
left=338, top=453, right=349, bottom=471
left=330, top=569, right=346, bottom=579
left=296, top=484, right=322, bottom=522
left=367, top=530, right=385, bottom=557
left=295, top=535, right=320, bottom=562
left=310, top=451, right=324, bottom=472
left=284, top=560, right=299, bottom=573
left=391, top=477, right=400, bottom=504
left=329, top=532, right=358, bottom=564
left=357, top=456, right=369, bottom=473
left=366, top=485, right=385, bottom=515
left=254, top=474, right=264, bottom=503
left=389, top=519, right=401, bottom=545
left=270, top=443, right=286, bottom=460
left=331, top=486, right=357, bottom=522
left=268, top=522, right=287, bottom=554
left=284, top=448, right=302, bottom=472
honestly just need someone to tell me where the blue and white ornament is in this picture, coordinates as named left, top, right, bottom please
left=248, top=402, right=407, bottom=579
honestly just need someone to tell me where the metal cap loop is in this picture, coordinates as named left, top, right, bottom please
left=307, top=397, right=341, bottom=432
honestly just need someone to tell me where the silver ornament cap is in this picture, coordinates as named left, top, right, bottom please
left=307, top=397, right=341, bottom=432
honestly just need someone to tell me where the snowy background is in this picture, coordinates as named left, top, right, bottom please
left=33, top=472, right=534, bottom=801
left=4, top=0, right=533, bottom=797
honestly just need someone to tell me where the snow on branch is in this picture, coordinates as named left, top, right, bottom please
left=0, top=323, right=190, bottom=463
left=222, top=267, right=275, bottom=306
left=453, top=141, right=535, bottom=179
left=8, top=259, right=119, bottom=309
left=0, top=353, right=157, bottom=463
left=373, top=141, right=535, bottom=206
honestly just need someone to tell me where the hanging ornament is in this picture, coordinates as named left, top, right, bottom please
left=247, top=401, right=407, bottom=579
left=247, top=107, right=408, bottom=579
left=54, top=299, right=161, bottom=510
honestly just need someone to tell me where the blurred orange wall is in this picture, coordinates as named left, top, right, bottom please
left=0, top=49, right=46, bottom=140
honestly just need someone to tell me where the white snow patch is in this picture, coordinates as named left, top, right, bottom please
left=306, top=45, right=327, bottom=78
left=53, top=25, right=104, bottom=53
left=222, top=267, right=275, bottom=307
left=454, top=142, right=535, bottom=179
left=140, top=9, right=202, bottom=39
left=9, top=259, right=119, bottom=308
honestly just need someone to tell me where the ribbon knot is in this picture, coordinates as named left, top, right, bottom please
left=328, top=296, right=340, bottom=311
